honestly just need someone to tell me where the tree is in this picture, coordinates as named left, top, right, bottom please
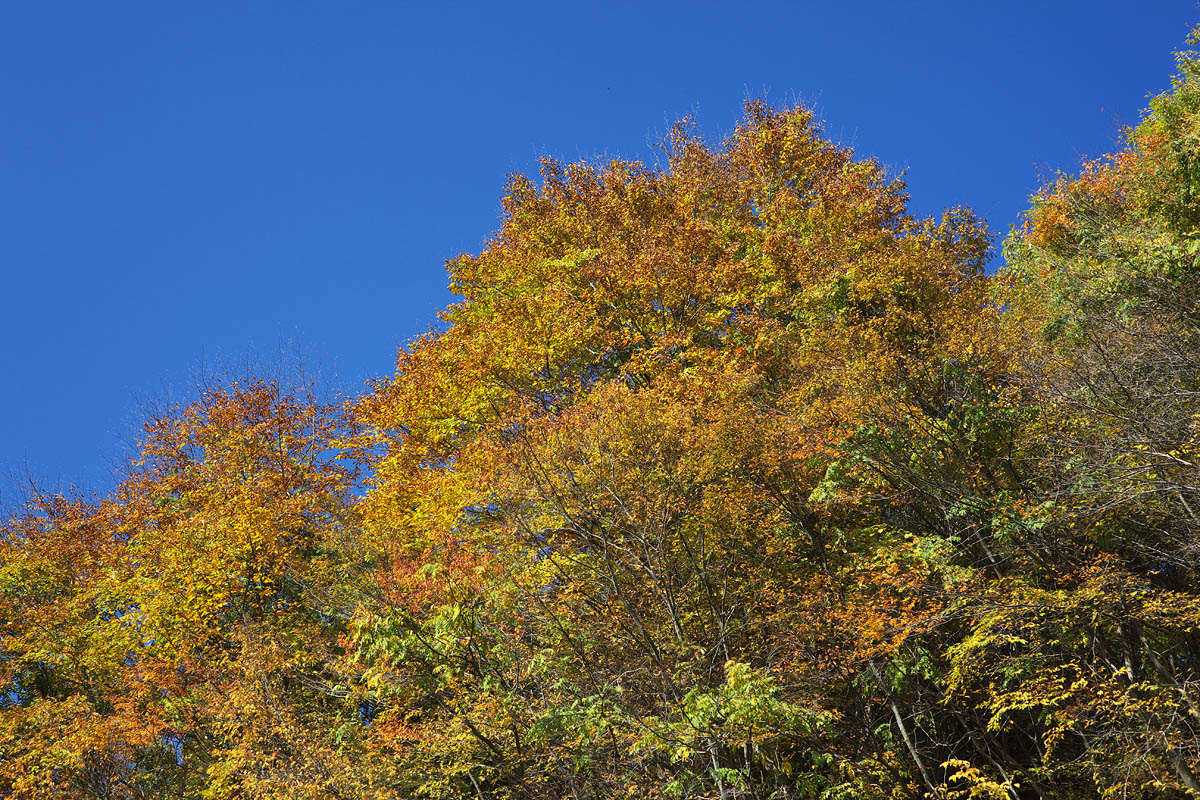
left=350, top=102, right=1002, bottom=799
left=0, top=381, right=375, bottom=799
left=8, top=30, right=1200, bottom=798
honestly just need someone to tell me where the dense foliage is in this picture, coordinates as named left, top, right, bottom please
left=6, top=31, right=1200, bottom=800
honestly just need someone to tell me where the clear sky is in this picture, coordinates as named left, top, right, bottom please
left=1, top=1, right=1195, bottom=495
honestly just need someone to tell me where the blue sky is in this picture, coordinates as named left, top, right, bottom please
left=1, top=1, right=1195, bottom=494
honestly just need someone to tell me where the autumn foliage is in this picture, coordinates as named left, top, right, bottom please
left=6, top=31, right=1200, bottom=800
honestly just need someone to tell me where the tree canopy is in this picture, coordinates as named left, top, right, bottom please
left=6, top=31, right=1200, bottom=800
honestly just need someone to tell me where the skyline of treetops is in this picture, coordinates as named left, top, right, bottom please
left=5, top=20, right=1200, bottom=800
left=2, top=3, right=1185, bottom=493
